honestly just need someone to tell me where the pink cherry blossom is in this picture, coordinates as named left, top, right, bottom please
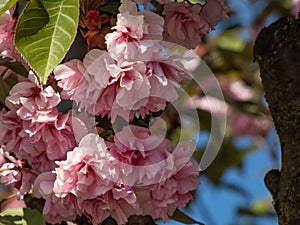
left=0, top=163, right=17, bottom=186
left=0, top=108, right=78, bottom=173
left=192, top=95, right=229, bottom=116
left=192, top=95, right=272, bottom=138
left=54, top=59, right=85, bottom=100
left=0, top=8, right=29, bottom=76
left=27, top=153, right=57, bottom=173
left=20, top=112, right=77, bottom=161
left=105, top=0, right=164, bottom=62
left=0, top=7, right=19, bottom=58
left=54, top=133, right=114, bottom=199
left=74, top=49, right=119, bottom=117
left=79, top=197, right=111, bottom=224
left=75, top=49, right=152, bottom=119
left=52, top=133, right=143, bottom=224
left=0, top=147, right=5, bottom=165
left=106, top=125, right=173, bottom=185
left=75, top=48, right=188, bottom=120
left=163, top=2, right=210, bottom=49
left=135, top=59, right=186, bottom=118
left=79, top=184, right=140, bottom=225
left=0, top=9, right=15, bottom=53
left=15, top=170, right=37, bottom=199
left=0, top=159, right=37, bottom=199
left=0, top=154, right=28, bottom=208
left=70, top=111, right=94, bottom=143
left=163, top=1, right=229, bottom=49
left=107, top=125, right=197, bottom=186
left=109, top=62, right=152, bottom=120
left=135, top=158, right=200, bottom=222
left=230, top=109, right=272, bottom=137
left=149, top=51, right=192, bottom=84
left=108, top=184, right=140, bottom=224
left=0, top=110, right=22, bottom=153
left=33, top=172, right=79, bottom=224
left=1, top=72, right=79, bottom=172
left=220, top=79, right=254, bottom=102
left=1, top=196, right=26, bottom=211
left=200, top=0, right=230, bottom=29
left=5, top=72, right=61, bottom=123
left=20, top=114, right=76, bottom=172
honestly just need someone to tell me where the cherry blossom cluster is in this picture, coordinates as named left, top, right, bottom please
left=192, top=78, right=273, bottom=138
left=0, top=0, right=229, bottom=224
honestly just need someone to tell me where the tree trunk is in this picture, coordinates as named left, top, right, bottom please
left=254, top=16, right=300, bottom=225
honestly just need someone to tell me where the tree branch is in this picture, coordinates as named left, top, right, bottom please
left=254, top=16, right=300, bottom=225
left=66, top=215, right=157, bottom=225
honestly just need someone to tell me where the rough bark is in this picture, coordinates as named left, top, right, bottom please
left=254, top=16, right=300, bottom=225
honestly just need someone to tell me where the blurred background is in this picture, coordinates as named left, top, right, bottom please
left=0, top=0, right=297, bottom=224
left=158, top=0, right=299, bottom=224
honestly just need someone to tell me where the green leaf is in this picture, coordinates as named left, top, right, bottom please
left=15, top=0, right=50, bottom=39
left=237, top=198, right=276, bottom=217
left=0, top=0, right=18, bottom=16
left=0, top=207, right=46, bottom=225
left=15, top=0, right=79, bottom=85
left=0, top=70, right=18, bottom=104
left=171, top=209, right=205, bottom=225
left=218, top=29, right=245, bottom=52
left=0, top=57, right=28, bottom=77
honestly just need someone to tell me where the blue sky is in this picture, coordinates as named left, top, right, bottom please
left=158, top=1, right=284, bottom=224
left=157, top=128, right=280, bottom=225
